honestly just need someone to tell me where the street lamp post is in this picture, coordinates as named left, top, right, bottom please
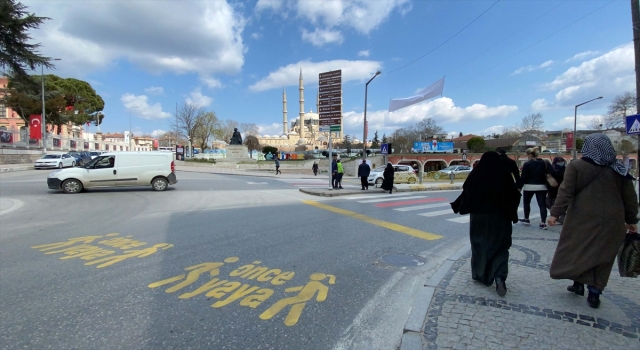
left=128, top=105, right=138, bottom=151
left=572, top=96, right=603, bottom=159
left=41, top=58, right=61, bottom=152
left=362, top=71, right=381, bottom=159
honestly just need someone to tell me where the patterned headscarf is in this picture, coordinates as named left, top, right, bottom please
left=581, top=133, right=627, bottom=176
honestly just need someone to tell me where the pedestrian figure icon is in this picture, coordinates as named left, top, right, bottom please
left=259, top=273, right=336, bottom=326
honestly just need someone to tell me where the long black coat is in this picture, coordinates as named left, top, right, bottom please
left=381, top=167, right=394, bottom=190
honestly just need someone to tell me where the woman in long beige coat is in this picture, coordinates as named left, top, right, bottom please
left=548, top=133, right=638, bottom=309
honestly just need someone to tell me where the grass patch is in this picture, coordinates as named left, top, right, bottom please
left=186, top=158, right=216, bottom=164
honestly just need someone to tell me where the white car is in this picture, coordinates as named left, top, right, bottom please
left=438, top=165, right=472, bottom=176
left=34, top=153, right=76, bottom=169
left=367, top=164, right=418, bottom=186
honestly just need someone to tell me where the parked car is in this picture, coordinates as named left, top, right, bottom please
left=68, top=151, right=92, bottom=165
left=368, top=164, right=418, bottom=186
left=90, top=151, right=105, bottom=159
left=437, top=165, right=472, bottom=175
left=34, top=153, right=76, bottom=169
left=47, top=152, right=178, bottom=194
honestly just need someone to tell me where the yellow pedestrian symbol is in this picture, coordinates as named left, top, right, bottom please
left=84, top=243, right=173, bottom=268
left=259, top=273, right=336, bottom=326
left=148, top=257, right=239, bottom=294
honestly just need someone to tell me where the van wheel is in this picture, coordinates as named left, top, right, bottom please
left=62, top=179, right=83, bottom=194
left=152, top=177, right=168, bottom=191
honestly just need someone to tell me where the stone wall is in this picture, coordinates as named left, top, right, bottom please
left=0, top=149, right=42, bottom=164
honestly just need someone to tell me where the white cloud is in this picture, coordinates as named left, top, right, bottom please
left=565, top=50, right=600, bottom=63
left=121, top=93, right=172, bottom=120
left=544, top=43, right=634, bottom=106
left=301, top=28, right=344, bottom=46
left=200, top=76, right=224, bottom=89
left=479, top=126, right=505, bottom=135
left=341, top=97, right=518, bottom=136
left=249, top=59, right=382, bottom=91
left=251, top=32, right=263, bottom=39
left=447, top=131, right=459, bottom=139
left=258, top=123, right=285, bottom=137
left=552, top=114, right=602, bottom=130
left=23, top=1, right=246, bottom=78
left=511, top=60, right=554, bottom=75
left=151, top=129, right=166, bottom=137
left=358, top=50, right=370, bottom=57
left=186, top=89, right=213, bottom=107
left=145, top=86, right=164, bottom=95
left=531, top=98, right=550, bottom=111
left=256, top=0, right=411, bottom=46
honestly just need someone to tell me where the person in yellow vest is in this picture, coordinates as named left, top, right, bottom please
left=336, top=159, right=344, bottom=189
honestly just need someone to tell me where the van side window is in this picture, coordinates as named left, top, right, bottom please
left=95, top=156, right=115, bottom=168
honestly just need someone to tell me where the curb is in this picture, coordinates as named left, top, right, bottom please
left=0, top=166, right=32, bottom=173
left=400, top=243, right=471, bottom=350
left=395, top=184, right=462, bottom=192
left=298, top=188, right=387, bottom=197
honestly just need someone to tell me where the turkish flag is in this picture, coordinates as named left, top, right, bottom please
left=30, top=114, right=42, bottom=140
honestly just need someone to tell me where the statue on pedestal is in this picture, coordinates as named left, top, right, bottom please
left=230, top=128, right=243, bottom=145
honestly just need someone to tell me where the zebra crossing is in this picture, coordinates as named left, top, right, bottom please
left=276, top=178, right=360, bottom=189
left=342, top=194, right=545, bottom=225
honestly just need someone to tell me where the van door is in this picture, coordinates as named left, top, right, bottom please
left=85, top=155, right=117, bottom=187
left=114, top=154, right=141, bottom=187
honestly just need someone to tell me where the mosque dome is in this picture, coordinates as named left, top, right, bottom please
left=288, top=131, right=298, bottom=135
left=280, top=135, right=288, bottom=139
left=263, top=135, right=270, bottom=138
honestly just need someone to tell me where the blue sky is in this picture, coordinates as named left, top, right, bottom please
left=22, top=0, right=636, bottom=141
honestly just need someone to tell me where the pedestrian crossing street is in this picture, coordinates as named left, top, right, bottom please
left=340, top=193, right=545, bottom=225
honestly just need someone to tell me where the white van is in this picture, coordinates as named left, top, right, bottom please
left=47, top=152, right=177, bottom=193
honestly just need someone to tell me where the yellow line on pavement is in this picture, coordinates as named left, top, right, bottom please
left=302, top=200, right=443, bottom=241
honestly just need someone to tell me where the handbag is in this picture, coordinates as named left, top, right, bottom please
left=544, top=161, right=558, bottom=187
left=617, top=231, right=640, bottom=277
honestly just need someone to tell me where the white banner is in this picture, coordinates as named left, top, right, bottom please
left=389, top=77, right=445, bottom=112
left=124, top=131, right=130, bottom=144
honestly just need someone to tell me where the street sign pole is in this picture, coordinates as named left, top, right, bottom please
left=328, top=132, right=333, bottom=190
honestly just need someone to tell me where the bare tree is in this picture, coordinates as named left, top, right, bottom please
left=219, top=119, right=239, bottom=144
left=244, top=135, right=261, bottom=158
left=415, top=117, right=444, bottom=139
left=240, top=123, right=259, bottom=136
left=588, top=116, right=604, bottom=130
left=173, top=102, right=205, bottom=146
left=501, top=126, right=521, bottom=138
left=194, top=111, right=219, bottom=150
left=604, top=92, right=637, bottom=129
left=518, top=113, right=544, bottom=132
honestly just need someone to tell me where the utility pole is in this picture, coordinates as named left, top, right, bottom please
left=632, top=0, right=640, bottom=203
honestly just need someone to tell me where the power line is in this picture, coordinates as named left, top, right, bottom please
left=447, top=0, right=616, bottom=93
left=386, top=0, right=502, bottom=75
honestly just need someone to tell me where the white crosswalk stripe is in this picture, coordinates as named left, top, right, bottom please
left=357, top=196, right=427, bottom=204
left=394, top=203, right=451, bottom=211
left=419, top=209, right=455, bottom=217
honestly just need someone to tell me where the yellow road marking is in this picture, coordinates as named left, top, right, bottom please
left=302, top=200, right=443, bottom=241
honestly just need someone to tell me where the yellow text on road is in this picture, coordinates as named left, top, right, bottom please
left=302, top=200, right=443, bottom=241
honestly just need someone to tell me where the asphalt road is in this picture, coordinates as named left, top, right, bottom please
left=0, top=170, right=470, bottom=350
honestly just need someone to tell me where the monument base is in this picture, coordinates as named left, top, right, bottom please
left=226, top=145, right=249, bottom=159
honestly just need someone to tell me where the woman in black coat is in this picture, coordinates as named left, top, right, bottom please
left=547, top=156, right=566, bottom=223
left=381, top=163, right=394, bottom=194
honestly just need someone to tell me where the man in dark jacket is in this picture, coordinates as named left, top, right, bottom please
left=497, top=148, right=522, bottom=189
left=358, top=159, right=371, bottom=190
left=331, top=155, right=338, bottom=189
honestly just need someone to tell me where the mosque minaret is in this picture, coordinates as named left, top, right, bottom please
left=297, top=68, right=306, bottom=145
left=282, top=87, right=287, bottom=135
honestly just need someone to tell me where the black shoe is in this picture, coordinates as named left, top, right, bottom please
left=339, top=186, right=344, bottom=189
left=587, top=292, right=600, bottom=308
left=495, top=277, right=507, bottom=297
left=519, top=218, right=530, bottom=225
left=567, top=281, right=584, bottom=296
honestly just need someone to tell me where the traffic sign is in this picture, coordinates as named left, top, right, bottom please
left=319, top=126, right=330, bottom=132
left=381, top=143, right=389, bottom=155
left=319, top=98, right=341, bottom=106
left=319, top=78, right=341, bottom=86
left=330, top=125, right=341, bottom=132
left=319, top=70, right=342, bottom=128
left=319, top=92, right=341, bottom=100
left=319, top=105, right=341, bottom=113
left=319, top=70, right=341, bottom=79
left=626, top=114, right=640, bottom=135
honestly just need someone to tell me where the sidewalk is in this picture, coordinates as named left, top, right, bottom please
left=0, top=164, right=33, bottom=173
left=299, top=182, right=464, bottom=197
left=401, top=224, right=640, bottom=350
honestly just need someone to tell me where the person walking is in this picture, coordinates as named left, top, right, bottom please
left=312, top=162, right=319, bottom=176
left=451, top=151, right=521, bottom=296
left=548, top=134, right=638, bottom=309
left=546, top=156, right=566, bottom=224
left=331, top=155, right=338, bottom=189
left=358, top=159, right=371, bottom=190
left=497, top=148, right=522, bottom=188
left=519, top=147, right=549, bottom=229
left=380, top=163, right=395, bottom=194
left=336, top=159, right=344, bottom=189
left=275, top=157, right=281, bottom=175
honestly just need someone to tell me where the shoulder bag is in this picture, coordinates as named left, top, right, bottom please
left=544, top=160, right=558, bottom=188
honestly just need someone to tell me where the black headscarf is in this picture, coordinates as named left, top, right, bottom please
left=551, top=156, right=566, bottom=174
left=460, top=151, right=521, bottom=222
